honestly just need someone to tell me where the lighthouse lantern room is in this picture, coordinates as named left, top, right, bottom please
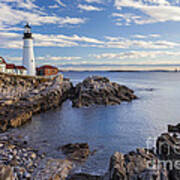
left=22, top=23, right=36, bottom=76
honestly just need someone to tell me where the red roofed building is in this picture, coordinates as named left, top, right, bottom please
left=6, top=64, right=16, bottom=74
left=0, top=57, right=27, bottom=75
left=16, top=66, right=27, bottom=75
left=36, top=65, right=59, bottom=76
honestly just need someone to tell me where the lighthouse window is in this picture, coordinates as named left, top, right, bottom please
left=31, top=59, right=33, bottom=62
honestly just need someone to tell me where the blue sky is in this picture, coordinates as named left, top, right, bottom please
left=1, top=0, right=180, bottom=70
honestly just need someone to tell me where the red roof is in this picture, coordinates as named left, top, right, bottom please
left=16, top=66, right=26, bottom=70
left=0, top=57, right=7, bottom=64
left=37, top=65, right=58, bottom=70
left=6, top=64, right=16, bottom=69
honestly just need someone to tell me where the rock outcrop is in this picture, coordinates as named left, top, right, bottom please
left=108, top=149, right=168, bottom=180
left=156, top=133, right=180, bottom=160
left=60, top=143, right=90, bottom=162
left=107, top=125, right=180, bottom=180
left=156, top=132, right=180, bottom=180
left=0, top=73, right=73, bottom=132
left=71, top=76, right=137, bottom=108
left=168, top=123, right=180, bottom=133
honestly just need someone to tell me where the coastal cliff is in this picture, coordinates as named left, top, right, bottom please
left=0, top=73, right=73, bottom=132
left=0, top=74, right=137, bottom=131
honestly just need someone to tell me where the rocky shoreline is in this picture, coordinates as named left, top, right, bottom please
left=0, top=74, right=137, bottom=132
left=0, top=133, right=73, bottom=179
left=67, top=124, right=180, bottom=180
left=1, top=124, right=179, bottom=179
left=0, top=73, right=72, bottom=132
left=1, top=73, right=179, bottom=179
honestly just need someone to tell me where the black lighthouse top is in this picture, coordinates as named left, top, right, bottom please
left=23, top=23, right=33, bottom=39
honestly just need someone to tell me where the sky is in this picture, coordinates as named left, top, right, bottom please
left=1, top=0, right=180, bottom=71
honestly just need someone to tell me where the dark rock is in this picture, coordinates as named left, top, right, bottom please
left=156, top=133, right=180, bottom=160
left=168, top=123, right=180, bottom=133
left=68, top=173, right=104, bottom=180
left=156, top=132, right=180, bottom=180
left=108, top=149, right=169, bottom=180
left=71, top=76, right=137, bottom=108
left=61, top=143, right=90, bottom=162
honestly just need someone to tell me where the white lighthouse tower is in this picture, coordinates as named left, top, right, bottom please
left=22, top=23, right=36, bottom=76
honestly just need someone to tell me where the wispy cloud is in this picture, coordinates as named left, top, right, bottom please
left=84, top=0, right=103, bottom=3
left=92, top=51, right=180, bottom=60
left=5, top=55, right=82, bottom=65
left=37, top=56, right=82, bottom=61
left=55, top=0, right=66, bottom=7
left=132, top=34, right=161, bottom=39
left=113, top=0, right=180, bottom=25
left=0, top=1, right=86, bottom=32
left=78, top=4, right=103, bottom=11
left=0, top=31, right=178, bottom=50
left=48, top=4, right=59, bottom=9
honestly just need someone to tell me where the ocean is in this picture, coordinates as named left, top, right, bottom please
left=11, top=71, right=180, bottom=175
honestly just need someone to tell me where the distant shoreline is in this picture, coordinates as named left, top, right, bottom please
left=60, top=69, right=180, bottom=73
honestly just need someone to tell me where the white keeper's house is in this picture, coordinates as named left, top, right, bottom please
left=0, top=57, right=27, bottom=75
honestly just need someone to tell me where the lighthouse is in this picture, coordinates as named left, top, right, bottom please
left=22, top=23, right=36, bottom=76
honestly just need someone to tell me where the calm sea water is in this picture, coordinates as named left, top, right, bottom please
left=12, top=71, right=180, bottom=175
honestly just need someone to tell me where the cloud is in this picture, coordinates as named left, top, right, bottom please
left=1, top=0, right=39, bottom=10
left=84, top=0, right=102, bottom=3
left=36, top=56, right=82, bottom=61
left=56, top=34, right=104, bottom=44
left=5, top=55, right=82, bottom=66
left=113, top=0, right=180, bottom=25
left=55, top=0, right=66, bottom=7
left=132, top=34, right=160, bottom=39
left=149, top=34, right=161, bottom=38
left=0, top=31, right=178, bottom=50
left=0, top=32, right=22, bottom=49
left=34, top=33, right=104, bottom=48
left=105, top=36, right=125, bottom=41
left=78, top=4, right=103, bottom=11
left=0, top=1, right=86, bottom=32
left=58, top=17, right=86, bottom=25
left=112, top=12, right=144, bottom=26
left=0, top=31, right=104, bottom=49
left=103, top=37, right=179, bottom=49
left=48, top=4, right=59, bottom=9
left=92, top=51, right=180, bottom=60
